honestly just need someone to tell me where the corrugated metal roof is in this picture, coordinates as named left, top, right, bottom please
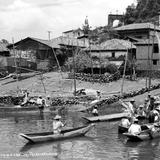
left=0, top=42, right=8, bottom=52
left=115, top=23, right=160, bottom=31
left=86, top=39, right=136, bottom=51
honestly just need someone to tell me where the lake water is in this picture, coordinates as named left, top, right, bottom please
left=0, top=109, right=160, bottom=160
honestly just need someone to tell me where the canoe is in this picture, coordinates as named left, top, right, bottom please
left=136, top=115, right=146, bottom=120
left=123, top=126, right=160, bottom=141
left=118, top=125, right=128, bottom=134
left=19, top=124, right=94, bottom=143
left=82, top=112, right=129, bottom=123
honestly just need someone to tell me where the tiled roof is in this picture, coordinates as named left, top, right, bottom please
left=115, top=23, right=160, bottom=31
left=87, top=39, right=136, bottom=51
left=0, top=42, right=9, bottom=52
left=51, top=36, right=89, bottom=48
left=134, top=38, right=159, bottom=45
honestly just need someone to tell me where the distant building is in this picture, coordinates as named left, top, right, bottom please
left=115, top=22, right=160, bottom=71
left=62, top=28, right=84, bottom=39
left=85, top=39, right=136, bottom=68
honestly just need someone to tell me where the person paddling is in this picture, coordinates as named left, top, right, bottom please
left=53, top=115, right=65, bottom=134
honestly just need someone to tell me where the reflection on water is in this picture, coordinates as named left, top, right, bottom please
left=0, top=110, right=160, bottom=160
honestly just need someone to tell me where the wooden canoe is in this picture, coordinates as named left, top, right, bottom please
left=19, top=124, right=94, bottom=143
left=82, top=112, right=129, bottom=123
left=118, top=125, right=129, bottom=134
left=123, top=127, right=160, bottom=141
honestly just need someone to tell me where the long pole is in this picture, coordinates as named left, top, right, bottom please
left=149, top=23, right=156, bottom=91
left=121, top=49, right=128, bottom=96
left=147, top=26, right=150, bottom=90
left=12, top=37, right=19, bottom=96
left=73, top=41, right=76, bottom=96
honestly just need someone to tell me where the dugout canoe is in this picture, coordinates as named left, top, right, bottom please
left=82, top=112, right=129, bottom=123
left=118, top=125, right=129, bottom=134
left=19, top=124, right=94, bottom=143
left=123, top=125, right=160, bottom=141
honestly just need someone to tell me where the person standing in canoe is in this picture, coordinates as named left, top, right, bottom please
left=21, top=90, right=30, bottom=106
left=120, top=99, right=135, bottom=117
left=92, top=105, right=99, bottom=116
left=128, top=118, right=141, bottom=135
left=53, top=115, right=65, bottom=134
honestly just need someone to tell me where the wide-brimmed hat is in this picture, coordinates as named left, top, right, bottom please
left=139, top=105, right=144, bottom=108
left=155, top=106, right=160, bottom=111
left=144, top=98, right=148, bottom=101
left=154, top=101, right=160, bottom=104
left=54, top=115, right=61, bottom=120
left=133, top=118, right=139, bottom=122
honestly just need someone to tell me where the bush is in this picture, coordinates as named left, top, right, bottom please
left=105, top=63, right=118, bottom=74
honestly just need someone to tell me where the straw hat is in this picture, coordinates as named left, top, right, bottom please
left=54, top=115, right=62, bottom=120
left=154, top=101, right=160, bottom=104
left=139, top=104, right=144, bottom=108
left=133, top=118, right=138, bottom=122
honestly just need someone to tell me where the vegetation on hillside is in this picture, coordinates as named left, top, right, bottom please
left=124, top=0, right=160, bottom=24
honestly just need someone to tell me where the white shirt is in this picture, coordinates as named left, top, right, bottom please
left=153, top=110, right=159, bottom=122
left=128, top=124, right=141, bottom=135
left=37, top=98, right=43, bottom=105
left=92, top=108, right=98, bottom=114
left=53, top=121, right=64, bottom=134
left=128, top=102, right=134, bottom=114
left=121, top=118, right=130, bottom=128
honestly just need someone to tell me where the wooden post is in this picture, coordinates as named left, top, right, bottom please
left=121, top=49, right=128, bottom=96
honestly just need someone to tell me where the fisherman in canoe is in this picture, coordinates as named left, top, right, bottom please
left=53, top=115, right=65, bottom=134
left=128, top=118, right=141, bottom=135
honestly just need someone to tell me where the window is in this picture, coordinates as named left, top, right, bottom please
left=111, top=52, right=115, bottom=58
left=153, top=60, right=158, bottom=65
left=153, top=45, right=159, bottom=53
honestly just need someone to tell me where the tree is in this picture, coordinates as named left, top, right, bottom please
left=124, top=0, right=160, bottom=24
left=65, top=50, right=92, bottom=72
left=1, top=39, right=9, bottom=44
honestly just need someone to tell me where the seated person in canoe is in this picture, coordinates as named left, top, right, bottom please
left=120, top=116, right=131, bottom=128
left=136, top=104, right=146, bottom=118
left=148, top=102, right=160, bottom=123
left=53, top=115, right=65, bottom=134
left=92, top=105, right=99, bottom=116
left=128, top=118, right=141, bottom=135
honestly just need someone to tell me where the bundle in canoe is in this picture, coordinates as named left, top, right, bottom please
left=82, top=112, right=129, bottom=123
left=19, top=124, right=94, bottom=143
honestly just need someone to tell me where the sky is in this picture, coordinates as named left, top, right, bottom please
left=0, top=0, right=136, bottom=42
